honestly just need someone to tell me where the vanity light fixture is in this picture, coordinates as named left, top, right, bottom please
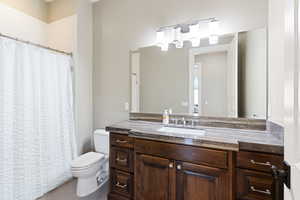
left=156, top=18, right=220, bottom=51
left=209, top=19, right=220, bottom=45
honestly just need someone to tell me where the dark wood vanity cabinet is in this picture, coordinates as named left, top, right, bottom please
left=108, top=132, right=283, bottom=200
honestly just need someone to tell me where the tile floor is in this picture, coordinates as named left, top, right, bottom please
left=39, top=179, right=108, bottom=200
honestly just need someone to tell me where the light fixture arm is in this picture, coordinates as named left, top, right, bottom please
left=157, top=17, right=217, bottom=32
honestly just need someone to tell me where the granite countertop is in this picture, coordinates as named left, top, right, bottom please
left=106, top=120, right=284, bottom=155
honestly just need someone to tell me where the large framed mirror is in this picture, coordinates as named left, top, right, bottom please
left=130, top=28, right=267, bottom=120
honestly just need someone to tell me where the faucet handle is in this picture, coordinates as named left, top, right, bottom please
left=181, top=117, right=186, bottom=127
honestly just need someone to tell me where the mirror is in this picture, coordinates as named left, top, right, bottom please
left=130, top=28, right=267, bottom=119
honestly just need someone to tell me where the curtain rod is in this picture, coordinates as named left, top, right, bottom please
left=0, top=33, right=72, bottom=56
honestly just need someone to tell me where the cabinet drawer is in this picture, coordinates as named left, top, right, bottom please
left=111, top=169, right=133, bottom=198
left=237, top=169, right=273, bottom=200
left=111, top=146, right=133, bottom=172
left=111, top=133, right=134, bottom=149
left=237, top=151, right=283, bottom=173
left=135, top=139, right=228, bottom=169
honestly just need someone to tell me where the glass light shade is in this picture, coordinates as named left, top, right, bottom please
left=189, top=23, right=200, bottom=37
left=209, top=20, right=219, bottom=35
left=174, top=27, right=183, bottom=48
left=191, top=38, right=200, bottom=47
left=189, top=23, right=200, bottom=47
left=209, top=35, right=219, bottom=45
left=164, top=28, right=175, bottom=43
left=156, top=31, right=165, bottom=46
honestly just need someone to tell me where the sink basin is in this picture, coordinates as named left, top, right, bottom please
left=157, top=126, right=205, bottom=138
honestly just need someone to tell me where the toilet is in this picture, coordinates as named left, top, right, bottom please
left=71, top=129, right=109, bottom=197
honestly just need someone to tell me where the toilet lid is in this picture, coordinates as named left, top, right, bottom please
left=71, top=152, right=104, bottom=169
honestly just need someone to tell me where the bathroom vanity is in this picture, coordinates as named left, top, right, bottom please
left=106, top=4, right=284, bottom=200
left=106, top=118, right=284, bottom=200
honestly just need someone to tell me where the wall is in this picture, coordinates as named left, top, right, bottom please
left=238, top=28, right=267, bottom=119
left=139, top=46, right=189, bottom=113
left=75, top=0, right=94, bottom=154
left=47, top=15, right=77, bottom=52
left=93, top=0, right=268, bottom=128
left=0, top=2, right=48, bottom=45
left=196, top=52, right=228, bottom=117
left=0, top=0, right=48, bottom=22
left=268, top=0, right=285, bottom=126
left=48, top=0, right=76, bottom=23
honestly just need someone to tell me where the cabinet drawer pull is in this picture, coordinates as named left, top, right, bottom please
left=116, top=182, right=127, bottom=189
left=116, top=139, right=128, bottom=144
left=116, top=157, right=127, bottom=163
left=169, top=163, right=174, bottom=168
left=250, top=160, right=271, bottom=167
left=250, top=186, right=271, bottom=195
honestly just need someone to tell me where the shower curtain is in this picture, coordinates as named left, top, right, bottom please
left=0, top=37, right=77, bottom=200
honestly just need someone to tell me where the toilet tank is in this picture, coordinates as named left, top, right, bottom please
left=94, top=129, right=109, bottom=154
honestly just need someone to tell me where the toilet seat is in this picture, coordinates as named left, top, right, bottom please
left=71, top=152, right=104, bottom=170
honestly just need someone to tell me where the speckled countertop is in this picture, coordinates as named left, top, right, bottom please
left=106, top=120, right=284, bottom=155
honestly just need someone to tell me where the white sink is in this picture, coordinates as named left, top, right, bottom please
left=157, top=127, right=205, bottom=138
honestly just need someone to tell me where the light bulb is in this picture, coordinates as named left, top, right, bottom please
left=174, top=27, right=183, bottom=48
left=209, top=20, right=219, bottom=35
left=165, top=28, right=175, bottom=43
left=189, top=23, right=200, bottom=37
left=209, top=35, right=219, bottom=45
left=156, top=31, right=165, bottom=46
left=189, top=23, right=200, bottom=47
left=191, top=38, right=200, bottom=47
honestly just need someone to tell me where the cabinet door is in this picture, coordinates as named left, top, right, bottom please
left=135, top=153, right=175, bottom=200
left=176, top=161, right=230, bottom=200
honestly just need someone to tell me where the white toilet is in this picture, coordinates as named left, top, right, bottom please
left=71, top=129, right=109, bottom=197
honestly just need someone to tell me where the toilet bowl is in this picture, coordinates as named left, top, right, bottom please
left=71, top=130, right=109, bottom=197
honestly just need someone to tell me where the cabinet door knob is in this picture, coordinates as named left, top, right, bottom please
left=169, top=163, right=174, bottom=168
left=177, top=164, right=182, bottom=170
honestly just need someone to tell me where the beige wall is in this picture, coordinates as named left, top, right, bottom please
left=47, top=15, right=77, bottom=52
left=268, top=0, right=285, bottom=125
left=0, top=0, right=48, bottom=22
left=48, top=0, right=76, bottom=23
left=93, top=0, right=268, bottom=128
left=0, top=2, right=48, bottom=45
left=74, top=0, right=94, bottom=154
left=0, top=0, right=76, bottom=23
